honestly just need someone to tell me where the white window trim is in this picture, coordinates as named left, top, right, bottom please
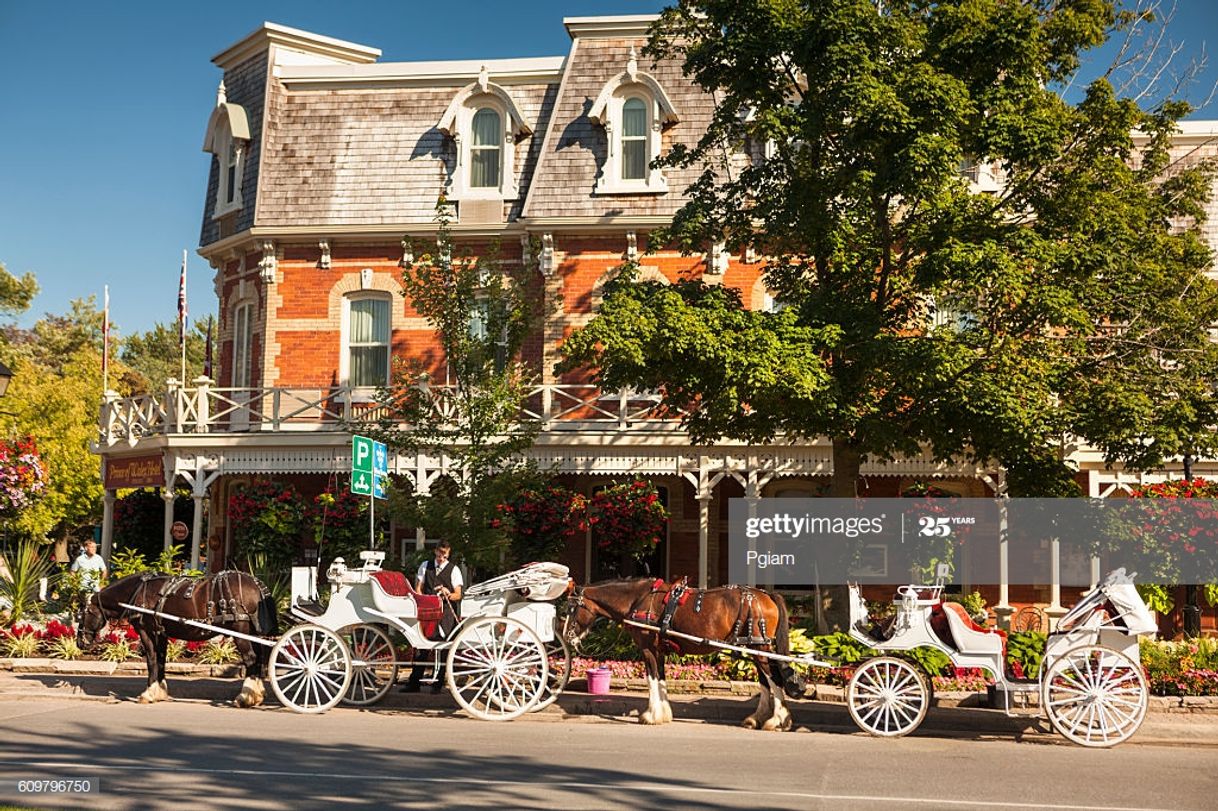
left=438, top=74, right=533, bottom=202
left=202, top=95, right=250, bottom=219
left=340, top=292, right=393, bottom=396
left=588, top=55, right=679, bottom=196
left=231, top=301, right=253, bottom=388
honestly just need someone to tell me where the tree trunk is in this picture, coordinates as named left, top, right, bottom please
left=830, top=438, right=861, bottom=497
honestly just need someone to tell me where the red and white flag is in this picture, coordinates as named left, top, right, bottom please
left=177, top=250, right=188, bottom=346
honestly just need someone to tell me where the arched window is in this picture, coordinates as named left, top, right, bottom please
left=224, top=132, right=239, bottom=206
left=231, top=301, right=252, bottom=388
left=621, top=97, right=648, bottom=181
left=470, top=108, right=502, bottom=189
left=345, top=295, right=391, bottom=389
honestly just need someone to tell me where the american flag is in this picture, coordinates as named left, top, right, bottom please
left=177, top=250, right=188, bottom=346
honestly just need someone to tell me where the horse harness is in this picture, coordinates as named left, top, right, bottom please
left=127, top=571, right=265, bottom=632
left=628, top=579, right=774, bottom=649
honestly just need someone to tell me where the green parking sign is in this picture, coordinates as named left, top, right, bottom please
left=351, top=435, right=387, bottom=498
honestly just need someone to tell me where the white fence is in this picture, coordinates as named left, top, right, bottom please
left=97, top=382, right=685, bottom=446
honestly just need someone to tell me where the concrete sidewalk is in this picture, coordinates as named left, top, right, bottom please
left=3, top=669, right=1217, bottom=746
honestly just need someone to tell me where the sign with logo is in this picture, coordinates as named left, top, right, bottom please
left=351, top=435, right=388, bottom=499
left=104, top=454, right=164, bottom=489
left=170, top=521, right=190, bottom=542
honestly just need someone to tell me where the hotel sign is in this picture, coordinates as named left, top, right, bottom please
left=105, top=454, right=165, bottom=489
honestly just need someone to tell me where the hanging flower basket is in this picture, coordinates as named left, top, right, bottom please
left=0, top=436, right=47, bottom=517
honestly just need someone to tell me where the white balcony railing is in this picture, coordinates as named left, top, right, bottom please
left=97, top=381, right=685, bottom=446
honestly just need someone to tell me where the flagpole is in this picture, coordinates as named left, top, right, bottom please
left=102, top=285, right=110, bottom=393
left=179, top=249, right=188, bottom=385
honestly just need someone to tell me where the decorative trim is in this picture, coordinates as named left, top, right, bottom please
left=211, top=21, right=380, bottom=70
left=318, top=240, right=331, bottom=270
left=438, top=75, right=531, bottom=201
left=538, top=233, right=555, bottom=276
left=707, top=241, right=729, bottom=276
left=258, top=240, right=277, bottom=284
left=589, top=48, right=677, bottom=196
left=625, top=231, right=638, bottom=263
left=399, top=237, right=413, bottom=268
left=563, top=15, right=658, bottom=39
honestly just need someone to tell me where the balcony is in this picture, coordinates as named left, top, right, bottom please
left=96, top=381, right=685, bottom=448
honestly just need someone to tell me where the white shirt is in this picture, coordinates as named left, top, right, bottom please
left=416, top=559, right=464, bottom=592
left=71, top=552, right=107, bottom=591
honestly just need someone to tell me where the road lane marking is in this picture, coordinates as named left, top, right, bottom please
left=0, top=760, right=1192, bottom=811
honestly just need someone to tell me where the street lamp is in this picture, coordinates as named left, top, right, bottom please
left=0, top=361, right=11, bottom=398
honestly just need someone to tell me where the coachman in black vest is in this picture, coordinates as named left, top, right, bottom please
left=401, top=540, right=463, bottom=693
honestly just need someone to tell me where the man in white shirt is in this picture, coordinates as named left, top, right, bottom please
left=401, top=541, right=463, bottom=693
left=71, top=540, right=108, bottom=592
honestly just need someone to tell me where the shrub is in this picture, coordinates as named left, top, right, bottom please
left=1006, top=631, right=1046, bottom=680
left=47, top=636, right=82, bottom=660
left=2, top=632, right=41, bottom=657
left=197, top=638, right=240, bottom=665
left=0, top=539, right=55, bottom=624
left=229, top=479, right=309, bottom=573
left=99, top=640, right=136, bottom=662
left=1141, top=638, right=1218, bottom=696
left=313, top=487, right=373, bottom=574
left=166, top=639, right=188, bottom=663
left=496, top=485, right=589, bottom=566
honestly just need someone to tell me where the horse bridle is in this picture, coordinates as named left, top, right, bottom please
left=560, top=586, right=589, bottom=651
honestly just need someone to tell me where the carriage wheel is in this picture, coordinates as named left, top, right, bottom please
left=269, top=624, right=352, bottom=714
left=847, top=657, right=930, bottom=738
left=339, top=624, right=398, bottom=706
left=446, top=616, right=547, bottom=721
left=1041, top=645, right=1147, bottom=748
left=533, top=635, right=572, bottom=711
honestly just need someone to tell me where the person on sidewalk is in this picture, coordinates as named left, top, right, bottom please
left=70, top=540, right=108, bottom=592
left=401, top=541, right=463, bottom=693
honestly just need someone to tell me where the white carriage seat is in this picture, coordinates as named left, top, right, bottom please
left=939, top=602, right=1004, bottom=656
left=367, top=570, right=444, bottom=622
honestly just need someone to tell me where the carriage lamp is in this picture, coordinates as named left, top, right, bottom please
left=0, top=361, right=11, bottom=398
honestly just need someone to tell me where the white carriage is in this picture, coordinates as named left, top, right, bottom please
left=276, top=551, right=573, bottom=719
left=843, top=566, right=1155, bottom=747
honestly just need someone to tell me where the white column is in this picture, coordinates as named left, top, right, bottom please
left=189, top=491, right=206, bottom=572
left=697, top=493, right=711, bottom=589
left=101, top=489, right=116, bottom=559
left=992, top=471, right=1014, bottom=629
left=162, top=489, right=176, bottom=553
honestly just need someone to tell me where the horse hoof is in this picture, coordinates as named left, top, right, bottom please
left=741, top=717, right=759, bottom=729
left=640, top=711, right=660, bottom=725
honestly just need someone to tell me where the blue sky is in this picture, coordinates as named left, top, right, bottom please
left=0, top=0, right=1214, bottom=338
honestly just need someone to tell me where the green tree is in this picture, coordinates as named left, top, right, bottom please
left=120, top=319, right=210, bottom=394
left=562, top=0, right=1218, bottom=497
left=375, top=201, right=545, bottom=571
left=0, top=262, right=38, bottom=318
left=0, top=298, right=112, bottom=541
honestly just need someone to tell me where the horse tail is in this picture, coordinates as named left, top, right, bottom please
left=255, top=579, right=280, bottom=639
left=773, top=592, right=806, bottom=699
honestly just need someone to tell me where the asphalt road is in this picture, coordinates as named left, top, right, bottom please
left=1, top=697, right=1216, bottom=810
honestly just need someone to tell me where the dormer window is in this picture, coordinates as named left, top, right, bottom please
left=621, top=98, right=648, bottom=180
left=438, top=69, right=533, bottom=201
left=470, top=108, right=503, bottom=189
left=202, top=81, right=250, bottom=219
left=589, top=47, right=680, bottom=195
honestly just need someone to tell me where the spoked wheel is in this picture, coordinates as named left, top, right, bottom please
left=339, top=624, right=398, bottom=706
left=270, top=624, right=352, bottom=714
left=847, top=657, right=930, bottom=737
left=446, top=616, right=547, bottom=721
left=1041, top=645, right=1148, bottom=748
left=534, top=635, right=572, bottom=711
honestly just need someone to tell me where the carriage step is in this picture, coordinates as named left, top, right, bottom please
left=292, top=600, right=326, bottom=618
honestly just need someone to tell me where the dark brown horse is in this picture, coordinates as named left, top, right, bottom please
left=78, top=571, right=278, bottom=706
left=562, top=578, right=803, bottom=729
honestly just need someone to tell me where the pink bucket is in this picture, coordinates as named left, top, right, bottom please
left=586, top=667, right=611, bottom=694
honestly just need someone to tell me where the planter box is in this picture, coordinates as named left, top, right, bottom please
left=51, top=660, right=116, bottom=675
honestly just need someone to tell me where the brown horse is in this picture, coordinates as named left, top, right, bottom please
left=563, top=578, right=803, bottom=730
left=78, top=571, right=278, bottom=706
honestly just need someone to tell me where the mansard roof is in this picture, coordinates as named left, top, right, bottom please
left=200, top=15, right=722, bottom=245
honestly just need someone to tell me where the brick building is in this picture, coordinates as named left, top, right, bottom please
left=95, top=16, right=1218, bottom=629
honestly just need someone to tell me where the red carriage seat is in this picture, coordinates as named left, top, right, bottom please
left=369, top=571, right=444, bottom=625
